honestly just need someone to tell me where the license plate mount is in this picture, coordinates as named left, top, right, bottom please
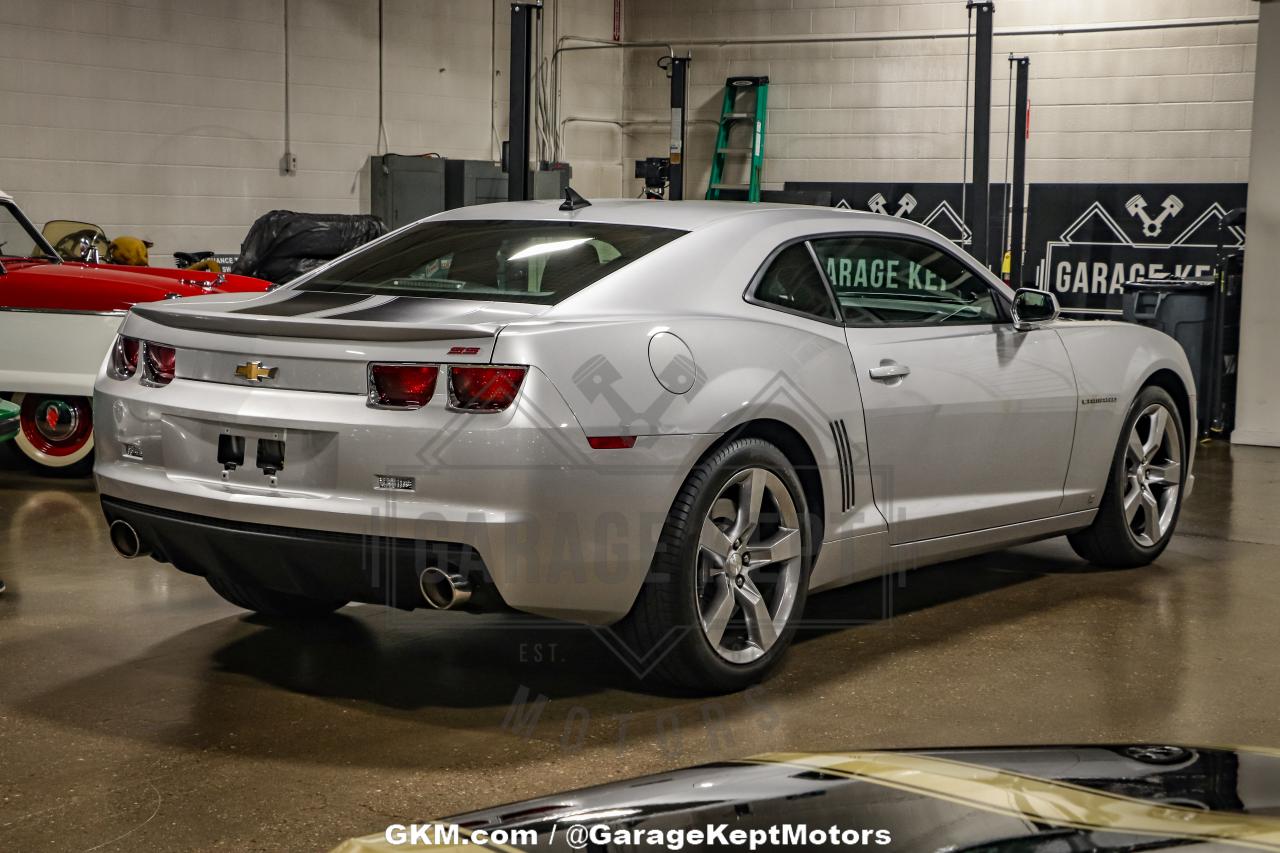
left=256, top=437, right=286, bottom=475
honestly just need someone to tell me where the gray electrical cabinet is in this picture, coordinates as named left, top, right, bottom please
left=370, top=155, right=446, bottom=229
left=443, top=160, right=508, bottom=208
left=531, top=167, right=572, bottom=203
left=444, top=160, right=570, bottom=208
left=371, top=156, right=571, bottom=230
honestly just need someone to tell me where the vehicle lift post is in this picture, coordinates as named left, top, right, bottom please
left=1009, top=55, right=1030, bottom=288
left=667, top=54, right=691, bottom=200
left=507, top=0, right=542, bottom=202
left=967, top=1, right=995, bottom=270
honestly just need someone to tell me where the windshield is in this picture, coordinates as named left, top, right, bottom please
left=0, top=202, right=58, bottom=261
left=298, top=219, right=685, bottom=304
left=41, top=219, right=109, bottom=262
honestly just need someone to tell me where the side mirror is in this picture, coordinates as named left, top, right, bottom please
left=1011, top=288, right=1059, bottom=331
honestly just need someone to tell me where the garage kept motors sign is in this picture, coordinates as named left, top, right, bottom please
left=1026, top=183, right=1246, bottom=315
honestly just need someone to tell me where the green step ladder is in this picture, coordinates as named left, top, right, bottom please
left=705, top=75, right=769, bottom=203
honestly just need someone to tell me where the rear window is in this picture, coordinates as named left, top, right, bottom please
left=298, top=220, right=685, bottom=304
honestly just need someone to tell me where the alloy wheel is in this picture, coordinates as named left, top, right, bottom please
left=1123, top=403, right=1182, bottom=548
left=696, top=467, right=803, bottom=664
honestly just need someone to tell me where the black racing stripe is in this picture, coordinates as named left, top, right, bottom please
left=231, top=291, right=371, bottom=316
left=337, top=297, right=459, bottom=323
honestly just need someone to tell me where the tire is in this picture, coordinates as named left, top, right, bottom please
left=206, top=573, right=348, bottom=618
left=1068, top=385, right=1187, bottom=568
left=10, top=392, right=95, bottom=475
left=618, top=437, right=812, bottom=693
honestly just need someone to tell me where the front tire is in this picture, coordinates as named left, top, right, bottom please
left=1068, top=386, right=1186, bottom=568
left=10, top=392, right=95, bottom=474
left=619, top=438, right=812, bottom=693
left=206, top=573, right=348, bottom=619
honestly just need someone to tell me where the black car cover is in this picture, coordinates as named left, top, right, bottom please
left=232, top=210, right=387, bottom=285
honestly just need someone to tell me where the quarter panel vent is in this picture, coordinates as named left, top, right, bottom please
left=829, top=419, right=855, bottom=512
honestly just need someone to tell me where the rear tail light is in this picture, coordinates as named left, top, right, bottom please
left=141, top=342, right=176, bottom=386
left=447, top=366, right=526, bottom=412
left=368, top=363, right=439, bottom=409
left=108, top=335, right=141, bottom=379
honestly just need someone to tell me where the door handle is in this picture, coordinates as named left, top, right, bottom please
left=868, top=363, right=911, bottom=381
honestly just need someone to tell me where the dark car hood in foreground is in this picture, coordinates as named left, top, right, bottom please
left=333, top=745, right=1280, bottom=852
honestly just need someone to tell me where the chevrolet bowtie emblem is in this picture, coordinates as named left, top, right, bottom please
left=234, top=361, right=278, bottom=382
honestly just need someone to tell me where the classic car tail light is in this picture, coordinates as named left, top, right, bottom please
left=108, top=336, right=141, bottom=380
left=447, top=366, right=527, bottom=412
left=141, top=343, right=176, bottom=386
left=368, top=363, right=438, bottom=409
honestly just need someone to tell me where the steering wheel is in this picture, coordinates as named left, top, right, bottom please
left=53, top=228, right=105, bottom=262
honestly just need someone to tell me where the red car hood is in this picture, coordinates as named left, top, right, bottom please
left=1, top=259, right=270, bottom=313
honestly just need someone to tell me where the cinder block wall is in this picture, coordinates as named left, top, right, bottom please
left=0, top=0, right=1257, bottom=260
left=620, top=0, right=1258, bottom=197
left=0, top=0, right=620, bottom=263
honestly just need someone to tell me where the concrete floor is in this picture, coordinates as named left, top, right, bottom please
left=2, top=440, right=1279, bottom=851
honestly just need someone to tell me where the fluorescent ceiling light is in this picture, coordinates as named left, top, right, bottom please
left=508, top=238, right=592, bottom=262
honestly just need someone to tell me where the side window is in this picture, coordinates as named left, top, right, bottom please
left=752, top=243, right=838, bottom=322
left=809, top=236, right=1002, bottom=326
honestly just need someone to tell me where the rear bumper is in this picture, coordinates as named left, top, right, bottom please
left=101, top=496, right=503, bottom=611
left=94, top=368, right=714, bottom=623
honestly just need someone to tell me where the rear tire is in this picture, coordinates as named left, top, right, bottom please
left=206, top=574, right=348, bottom=618
left=1068, top=386, right=1186, bottom=568
left=618, top=438, right=812, bottom=693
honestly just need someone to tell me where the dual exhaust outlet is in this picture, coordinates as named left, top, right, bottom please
left=418, top=566, right=471, bottom=610
left=109, top=520, right=151, bottom=560
left=109, top=520, right=471, bottom=611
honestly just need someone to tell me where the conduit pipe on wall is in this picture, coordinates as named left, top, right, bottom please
left=558, top=16, right=1257, bottom=52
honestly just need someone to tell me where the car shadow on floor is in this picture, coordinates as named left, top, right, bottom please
left=798, top=541, right=1118, bottom=635
left=204, top=538, right=1099, bottom=707
left=12, top=536, right=1170, bottom=769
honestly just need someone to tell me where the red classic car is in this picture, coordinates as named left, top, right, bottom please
left=0, top=190, right=271, bottom=472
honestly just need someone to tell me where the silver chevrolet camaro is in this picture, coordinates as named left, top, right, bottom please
left=94, top=199, right=1195, bottom=691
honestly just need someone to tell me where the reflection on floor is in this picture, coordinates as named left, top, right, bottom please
left=1, top=441, right=1278, bottom=851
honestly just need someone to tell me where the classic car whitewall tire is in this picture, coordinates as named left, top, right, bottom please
left=620, top=437, right=812, bottom=693
left=1068, top=386, right=1186, bottom=568
left=10, top=392, right=95, bottom=472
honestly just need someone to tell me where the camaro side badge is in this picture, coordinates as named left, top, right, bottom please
left=234, top=361, right=278, bottom=382
left=1081, top=396, right=1118, bottom=406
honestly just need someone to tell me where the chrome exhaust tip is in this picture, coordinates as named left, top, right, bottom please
left=108, top=519, right=150, bottom=559
left=419, top=566, right=472, bottom=610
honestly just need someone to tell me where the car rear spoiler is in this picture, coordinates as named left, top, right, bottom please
left=130, top=304, right=496, bottom=343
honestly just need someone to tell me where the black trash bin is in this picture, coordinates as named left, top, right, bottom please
left=1121, top=277, right=1215, bottom=433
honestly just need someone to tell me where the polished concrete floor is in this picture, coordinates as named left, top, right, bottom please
left=2, top=440, right=1279, bottom=851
